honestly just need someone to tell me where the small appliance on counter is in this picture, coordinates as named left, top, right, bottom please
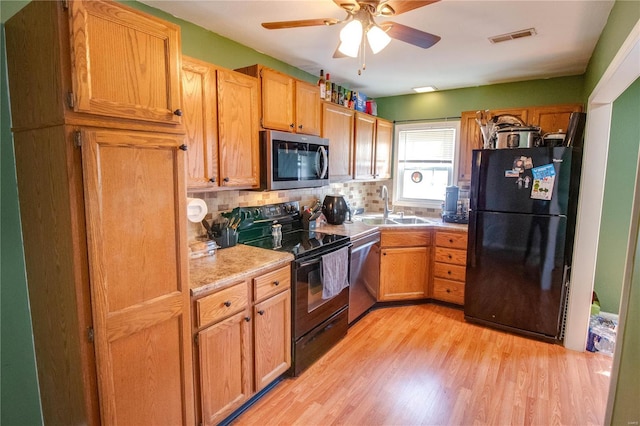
left=322, top=194, right=349, bottom=225
left=442, top=185, right=469, bottom=224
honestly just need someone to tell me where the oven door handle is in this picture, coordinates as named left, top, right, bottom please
left=296, top=258, right=322, bottom=269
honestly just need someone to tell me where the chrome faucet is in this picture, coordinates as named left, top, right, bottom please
left=381, top=185, right=392, bottom=219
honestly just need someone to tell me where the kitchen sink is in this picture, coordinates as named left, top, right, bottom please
left=355, top=214, right=434, bottom=226
left=361, top=217, right=398, bottom=225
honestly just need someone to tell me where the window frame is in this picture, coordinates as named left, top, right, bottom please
left=392, top=120, right=461, bottom=209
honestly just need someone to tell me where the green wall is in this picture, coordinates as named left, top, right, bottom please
left=1, top=2, right=43, bottom=425
left=595, top=78, right=640, bottom=314
left=376, top=75, right=585, bottom=121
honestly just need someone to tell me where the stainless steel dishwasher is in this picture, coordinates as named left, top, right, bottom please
left=348, top=230, right=380, bottom=324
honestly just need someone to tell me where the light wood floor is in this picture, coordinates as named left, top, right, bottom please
left=233, top=304, right=611, bottom=426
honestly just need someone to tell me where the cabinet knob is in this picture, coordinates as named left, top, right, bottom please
left=446, top=289, right=451, bottom=293
left=179, top=144, right=188, bottom=151
left=244, top=316, right=251, bottom=322
left=447, top=270, right=452, bottom=275
left=258, top=310, right=265, bottom=316
left=290, top=123, right=295, bottom=128
left=449, top=239, right=454, bottom=243
left=298, top=124, right=303, bottom=129
left=173, top=109, right=183, bottom=116
left=448, top=254, right=452, bottom=259
left=273, top=280, right=280, bottom=286
left=209, top=177, right=216, bottom=183
left=223, top=301, right=231, bottom=307
left=223, top=177, right=230, bottom=183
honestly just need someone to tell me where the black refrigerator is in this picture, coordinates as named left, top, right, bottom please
left=464, top=146, right=582, bottom=341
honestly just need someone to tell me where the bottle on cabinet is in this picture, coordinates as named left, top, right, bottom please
left=318, top=69, right=326, bottom=100
left=325, top=73, right=332, bottom=101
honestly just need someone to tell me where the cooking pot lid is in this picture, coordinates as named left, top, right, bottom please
left=496, top=126, right=540, bottom=133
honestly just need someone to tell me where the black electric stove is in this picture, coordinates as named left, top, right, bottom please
left=233, top=202, right=351, bottom=376
left=236, top=202, right=349, bottom=259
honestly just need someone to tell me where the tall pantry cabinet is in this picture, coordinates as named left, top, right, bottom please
left=5, top=1, right=194, bottom=425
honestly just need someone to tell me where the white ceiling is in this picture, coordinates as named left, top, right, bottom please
left=139, top=0, right=615, bottom=98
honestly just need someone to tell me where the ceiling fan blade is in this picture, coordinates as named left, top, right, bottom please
left=380, top=21, right=441, bottom=49
left=262, top=18, right=339, bottom=30
left=381, top=1, right=440, bottom=16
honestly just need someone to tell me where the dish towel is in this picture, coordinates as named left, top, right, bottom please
left=321, top=246, right=350, bottom=299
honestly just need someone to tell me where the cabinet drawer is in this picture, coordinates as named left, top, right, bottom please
left=434, top=247, right=467, bottom=266
left=254, top=266, right=291, bottom=302
left=433, top=278, right=465, bottom=305
left=196, top=282, right=248, bottom=328
left=434, top=262, right=466, bottom=282
left=435, top=231, right=467, bottom=249
left=380, top=229, right=431, bottom=247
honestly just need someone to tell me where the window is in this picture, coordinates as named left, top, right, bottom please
left=393, top=120, right=460, bottom=208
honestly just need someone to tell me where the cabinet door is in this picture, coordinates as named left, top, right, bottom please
left=379, top=246, right=430, bottom=301
left=217, top=69, right=260, bottom=188
left=354, top=112, right=376, bottom=179
left=260, top=68, right=294, bottom=131
left=81, top=129, right=194, bottom=425
left=322, top=102, right=355, bottom=182
left=295, top=80, right=321, bottom=135
left=182, top=58, right=219, bottom=190
left=254, top=290, right=291, bottom=392
left=375, top=118, right=393, bottom=179
left=530, top=104, right=582, bottom=135
left=198, top=311, right=253, bottom=426
left=69, top=0, right=182, bottom=124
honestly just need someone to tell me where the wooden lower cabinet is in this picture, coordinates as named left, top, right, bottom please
left=198, top=309, right=253, bottom=426
left=195, top=265, right=291, bottom=425
left=432, top=230, right=468, bottom=305
left=378, top=229, right=432, bottom=301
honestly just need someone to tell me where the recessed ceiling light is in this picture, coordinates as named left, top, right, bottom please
left=413, top=86, right=437, bottom=93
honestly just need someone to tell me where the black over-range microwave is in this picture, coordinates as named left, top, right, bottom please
left=259, top=130, right=329, bottom=190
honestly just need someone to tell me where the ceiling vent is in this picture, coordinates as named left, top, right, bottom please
left=489, top=28, right=537, bottom=44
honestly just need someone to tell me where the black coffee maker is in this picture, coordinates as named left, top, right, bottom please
left=442, top=185, right=468, bottom=224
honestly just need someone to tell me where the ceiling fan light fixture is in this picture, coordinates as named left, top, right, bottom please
left=367, top=25, right=391, bottom=54
left=339, top=19, right=363, bottom=57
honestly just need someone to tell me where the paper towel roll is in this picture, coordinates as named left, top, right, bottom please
left=186, top=197, right=208, bottom=223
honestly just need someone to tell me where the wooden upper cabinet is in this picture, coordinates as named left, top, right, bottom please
left=217, top=69, right=260, bottom=188
left=236, top=65, right=321, bottom=135
left=295, top=80, right=322, bottom=135
left=81, top=128, right=194, bottom=425
left=530, top=104, right=583, bottom=135
left=181, top=57, right=218, bottom=190
left=374, top=118, right=393, bottom=180
left=354, top=112, right=376, bottom=179
left=69, top=0, right=182, bottom=125
left=259, top=67, right=295, bottom=131
left=458, top=111, right=483, bottom=182
left=322, top=102, right=355, bottom=182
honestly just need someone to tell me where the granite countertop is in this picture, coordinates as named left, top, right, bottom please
left=318, top=217, right=468, bottom=234
left=189, top=244, right=293, bottom=298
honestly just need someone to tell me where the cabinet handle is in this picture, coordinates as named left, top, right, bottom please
left=173, top=109, right=183, bottom=116
left=298, top=124, right=303, bottom=129
left=290, top=123, right=295, bottom=128
left=244, top=316, right=251, bottom=322
left=223, top=177, right=230, bottom=183
left=258, top=310, right=265, bottom=316
left=223, top=301, right=231, bottom=307
left=273, top=280, right=280, bottom=286
left=209, top=177, right=216, bottom=183
left=179, top=144, right=188, bottom=151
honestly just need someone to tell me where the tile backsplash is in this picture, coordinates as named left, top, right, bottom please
left=187, top=179, right=442, bottom=241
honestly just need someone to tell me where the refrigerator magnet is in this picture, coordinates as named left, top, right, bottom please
left=505, top=169, right=520, bottom=178
left=531, top=164, right=555, bottom=200
left=513, top=157, right=525, bottom=172
left=524, top=157, right=533, bottom=169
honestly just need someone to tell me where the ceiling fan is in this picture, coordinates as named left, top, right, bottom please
left=262, top=0, right=441, bottom=62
